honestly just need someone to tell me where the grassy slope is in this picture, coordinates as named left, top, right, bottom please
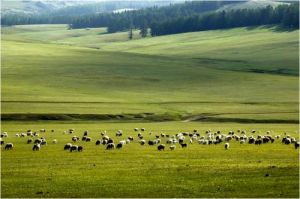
left=1, top=122, right=299, bottom=198
left=1, top=25, right=299, bottom=121
left=1, top=25, right=299, bottom=198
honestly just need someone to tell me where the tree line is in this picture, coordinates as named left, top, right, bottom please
left=1, top=1, right=298, bottom=38
left=150, top=4, right=299, bottom=36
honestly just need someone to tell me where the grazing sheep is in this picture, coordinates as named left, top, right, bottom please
left=224, top=143, right=230, bottom=150
left=116, top=131, right=122, bottom=137
left=83, top=131, right=88, bottom=136
left=34, top=139, right=42, bottom=144
left=128, top=136, right=134, bottom=141
left=107, top=138, right=114, bottom=144
left=82, top=136, right=87, bottom=141
left=255, top=140, right=262, bottom=145
left=20, top=133, right=26, bottom=137
left=284, top=138, right=291, bottom=145
left=85, top=137, right=91, bottom=142
left=225, top=135, right=232, bottom=141
left=16, top=133, right=20, bottom=137
left=78, top=146, right=83, bottom=152
left=116, top=143, right=123, bottom=149
left=119, top=140, right=126, bottom=145
left=157, top=144, right=165, bottom=151
left=96, top=140, right=101, bottom=145
left=139, top=140, right=145, bottom=145
left=1, top=132, right=8, bottom=138
left=295, top=142, right=300, bottom=149
left=102, top=135, right=109, bottom=141
left=180, top=143, right=187, bottom=148
left=41, top=139, right=47, bottom=146
left=4, top=143, right=13, bottom=150
left=52, top=139, right=57, bottom=144
left=27, top=138, right=33, bottom=144
left=72, top=136, right=79, bottom=142
left=106, top=143, right=115, bottom=150
left=27, top=132, right=33, bottom=136
left=166, top=139, right=173, bottom=144
left=179, top=139, right=184, bottom=144
left=0, top=138, right=4, bottom=145
left=240, top=140, right=245, bottom=144
left=64, top=143, right=72, bottom=150
left=134, top=128, right=139, bottom=132
left=102, top=140, right=108, bottom=145
left=248, top=137, right=256, bottom=144
left=69, top=129, right=75, bottom=134
left=40, top=129, right=46, bottom=133
left=70, top=145, right=78, bottom=152
left=169, top=145, right=176, bottom=150
left=263, top=137, right=270, bottom=144
left=141, top=128, right=145, bottom=132
left=32, top=143, right=41, bottom=151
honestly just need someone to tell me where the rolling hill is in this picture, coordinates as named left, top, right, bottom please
left=1, top=24, right=298, bottom=122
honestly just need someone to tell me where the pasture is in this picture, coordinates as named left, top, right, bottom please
left=1, top=24, right=299, bottom=198
left=1, top=121, right=299, bottom=198
left=1, top=25, right=299, bottom=122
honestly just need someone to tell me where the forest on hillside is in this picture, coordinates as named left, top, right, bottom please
left=1, top=1, right=299, bottom=37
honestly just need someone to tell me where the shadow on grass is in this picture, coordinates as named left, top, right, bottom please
left=1, top=113, right=298, bottom=124
left=246, top=24, right=298, bottom=32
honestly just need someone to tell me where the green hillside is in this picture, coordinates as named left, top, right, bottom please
left=1, top=25, right=299, bottom=122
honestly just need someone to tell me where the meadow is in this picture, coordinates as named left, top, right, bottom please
left=1, top=122, right=299, bottom=198
left=1, top=24, right=299, bottom=198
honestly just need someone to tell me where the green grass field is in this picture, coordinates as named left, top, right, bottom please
left=1, top=25, right=299, bottom=121
left=1, top=24, right=299, bottom=198
left=1, top=122, right=299, bottom=198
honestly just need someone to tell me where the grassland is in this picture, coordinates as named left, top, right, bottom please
left=1, top=122, right=299, bottom=198
left=1, top=24, right=299, bottom=198
left=1, top=25, right=299, bottom=122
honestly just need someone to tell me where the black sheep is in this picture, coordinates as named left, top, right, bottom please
left=96, top=140, right=101, bottom=145
left=106, top=143, right=115, bottom=150
left=157, top=144, right=165, bottom=151
left=295, top=142, right=299, bottom=149
left=180, top=143, right=187, bottom=148
left=78, top=146, right=83, bottom=152
left=116, top=143, right=123, bottom=149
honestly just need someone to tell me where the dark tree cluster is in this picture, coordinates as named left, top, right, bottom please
left=70, top=1, right=236, bottom=33
left=150, top=4, right=299, bottom=36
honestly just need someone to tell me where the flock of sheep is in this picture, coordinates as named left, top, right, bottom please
left=1, top=128, right=299, bottom=152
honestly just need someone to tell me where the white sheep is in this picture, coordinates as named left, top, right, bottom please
left=139, top=140, right=146, bottom=145
left=225, top=143, right=230, bottom=150
left=119, top=140, right=126, bottom=145
left=52, top=139, right=57, bottom=144
left=33, top=143, right=41, bottom=151
left=169, top=145, right=176, bottom=150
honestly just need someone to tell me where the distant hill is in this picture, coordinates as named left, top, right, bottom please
left=1, top=0, right=182, bottom=15
left=218, top=0, right=289, bottom=11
